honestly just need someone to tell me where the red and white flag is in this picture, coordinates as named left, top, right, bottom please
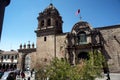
left=75, top=9, right=80, bottom=16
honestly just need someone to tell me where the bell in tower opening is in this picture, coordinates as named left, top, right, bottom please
left=35, top=3, right=63, bottom=37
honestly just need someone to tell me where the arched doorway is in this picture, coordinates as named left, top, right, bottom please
left=2, top=64, right=5, bottom=69
left=10, top=64, right=13, bottom=69
left=77, top=52, right=89, bottom=63
left=13, top=64, right=17, bottom=69
left=25, top=55, right=31, bottom=70
left=6, top=64, right=9, bottom=70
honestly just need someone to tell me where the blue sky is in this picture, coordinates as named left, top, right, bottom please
left=0, top=0, right=120, bottom=51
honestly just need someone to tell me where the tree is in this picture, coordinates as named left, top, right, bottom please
left=36, top=50, right=105, bottom=80
left=35, top=62, right=48, bottom=80
left=77, top=51, right=105, bottom=80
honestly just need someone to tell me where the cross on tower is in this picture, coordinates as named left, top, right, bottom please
left=80, top=16, right=82, bottom=21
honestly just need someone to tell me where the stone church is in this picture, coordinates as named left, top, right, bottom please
left=0, top=3, right=120, bottom=73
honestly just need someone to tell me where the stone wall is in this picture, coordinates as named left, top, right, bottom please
left=56, top=33, right=67, bottom=58
left=17, top=52, right=22, bottom=70
left=97, top=25, right=120, bottom=72
left=36, top=35, right=57, bottom=68
left=36, top=33, right=67, bottom=69
left=17, top=51, right=36, bottom=70
left=28, top=52, right=36, bottom=70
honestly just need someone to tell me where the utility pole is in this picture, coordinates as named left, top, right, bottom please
left=0, top=0, right=10, bottom=40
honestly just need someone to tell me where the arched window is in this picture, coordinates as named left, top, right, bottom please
left=14, top=64, right=17, bottom=69
left=77, top=32, right=87, bottom=44
left=41, top=20, right=44, bottom=27
left=10, top=64, right=13, bottom=69
left=8, top=55, right=10, bottom=59
left=44, top=36, right=47, bottom=41
left=6, top=64, right=9, bottom=69
left=15, top=55, right=17, bottom=59
left=1, top=56, right=3, bottom=60
left=10, top=56, right=14, bottom=62
left=4, top=55, right=6, bottom=59
left=47, top=18, right=51, bottom=26
left=56, top=20, right=59, bottom=26
left=11, top=56, right=14, bottom=59
left=3, top=64, right=5, bottom=69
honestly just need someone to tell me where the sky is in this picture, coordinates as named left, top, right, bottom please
left=0, top=0, right=120, bottom=51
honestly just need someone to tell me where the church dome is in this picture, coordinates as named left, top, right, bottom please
left=43, top=3, right=60, bottom=15
left=71, top=21, right=92, bottom=33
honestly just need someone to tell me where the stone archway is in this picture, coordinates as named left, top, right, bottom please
left=13, top=64, right=17, bottom=69
left=2, top=64, right=5, bottom=69
left=68, top=50, right=74, bottom=65
left=25, top=55, right=31, bottom=70
left=10, top=64, right=13, bottom=69
left=21, top=53, right=31, bottom=70
left=77, top=52, right=89, bottom=63
left=6, top=64, right=9, bottom=69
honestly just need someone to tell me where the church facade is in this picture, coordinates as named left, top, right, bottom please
left=0, top=3, right=120, bottom=73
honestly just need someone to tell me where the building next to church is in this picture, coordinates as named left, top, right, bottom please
left=0, top=50, right=18, bottom=71
left=0, top=3, right=120, bottom=75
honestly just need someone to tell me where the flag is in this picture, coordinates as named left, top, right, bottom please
left=75, top=9, right=80, bottom=16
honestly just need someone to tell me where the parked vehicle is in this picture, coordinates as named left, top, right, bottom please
left=1, top=71, right=16, bottom=80
left=0, top=71, right=4, bottom=78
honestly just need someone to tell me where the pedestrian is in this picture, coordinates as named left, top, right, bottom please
left=28, top=77, right=30, bottom=80
left=31, top=69, right=34, bottom=77
left=21, top=71, right=25, bottom=80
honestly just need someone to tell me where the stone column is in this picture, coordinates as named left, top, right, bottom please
left=44, top=19, right=47, bottom=29
left=51, top=18, right=54, bottom=26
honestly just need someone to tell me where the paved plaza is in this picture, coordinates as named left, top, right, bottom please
left=96, top=73, right=120, bottom=80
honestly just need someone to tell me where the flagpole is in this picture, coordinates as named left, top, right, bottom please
left=79, top=11, right=82, bottom=21
left=75, top=9, right=82, bottom=21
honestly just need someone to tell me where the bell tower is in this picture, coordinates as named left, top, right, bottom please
left=35, top=3, right=63, bottom=67
left=35, top=3, right=63, bottom=36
